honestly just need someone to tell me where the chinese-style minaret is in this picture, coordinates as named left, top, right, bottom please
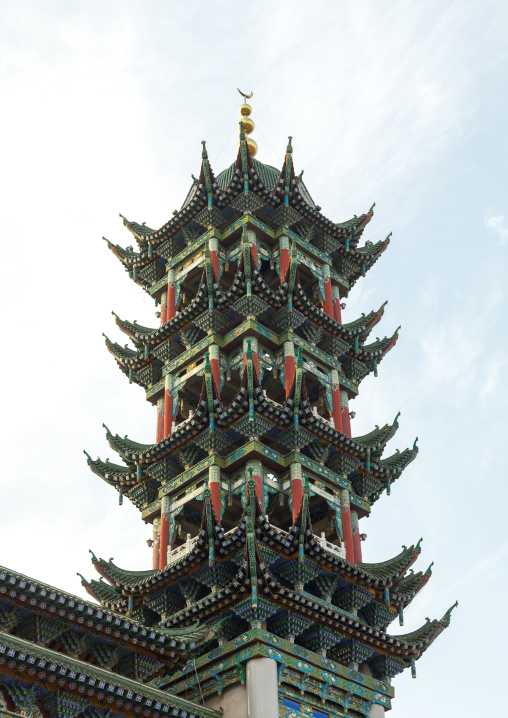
left=84, top=90, right=457, bottom=718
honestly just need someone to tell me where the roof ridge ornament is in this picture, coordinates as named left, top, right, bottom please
left=237, top=88, right=253, bottom=100
left=442, top=600, right=459, bottom=623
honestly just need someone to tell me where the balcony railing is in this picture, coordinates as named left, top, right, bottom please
left=317, top=532, right=346, bottom=559
left=167, top=534, right=199, bottom=564
left=165, top=528, right=346, bottom=564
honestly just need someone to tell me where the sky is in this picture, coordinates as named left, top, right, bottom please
left=0, top=1, right=507, bottom=715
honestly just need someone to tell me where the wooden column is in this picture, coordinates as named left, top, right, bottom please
left=332, top=284, right=342, bottom=323
left=351, top=510, right=363, bottom=563
left=340, top=489, right=355, bottom=563
left=248, top=230, right=258, bottom=270
left=209, top=236, right=220, bottom=280
left=209, top=344, right=221, bottom=394
left=284, top=340, right=295, bottom=397
left=152, top=517, right=160, bottom=570
left=167, top=269, right=176, bottom=320
left=331, top=369, right=344, bottom=433
left=341, top=389, right=352, bottom=437
left=246, top=657, right=278, bottom=718
left=156, top=396, right=165, bottom=443
left=323, top=264, right=334, bottom=319
left=290, top=462, right=303, bottom=522
left=160, top=290, right=168, bottom=325
left=159, top=496, right=170, bottom=570
left=163, top=374, right=173, bottom=438
left=279, top=236, right=290, bottom=283
left=209, top=465, right=222, bottom=524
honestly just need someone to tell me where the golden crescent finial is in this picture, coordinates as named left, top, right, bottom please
left=237, top=88, right=253, bottom=100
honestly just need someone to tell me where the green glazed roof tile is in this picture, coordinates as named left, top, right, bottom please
left=357, top=544, right=418, bottom=581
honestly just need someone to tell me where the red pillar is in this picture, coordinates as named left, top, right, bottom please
left=160, top=290, right=168, bottom=325
left=322, top=265, right=334, bottom=319
left=351, top=510, right=362, bottom=563
left=209, top=466, right=222, bottom=524
left=284, top=341, right=295, bottom=397
left=340, top=489, right=355, bottom=563
left=167, top=269, right=176, bottom=320
left=331, top=370, right=344, bottom=433
left=156, top=396, right=164, bottom=443
left=152, top=517, right=160, bottom=570
left=163, top=374, right=173, bottom=439
left=290, top=463, right=303, bottom=522
left=159, top=497, right=170, bottom=570
left=209, top=345, right=221, bottom=394
left=249, top=232, right=258, bottom=270
left=280, top=236, right=290, bottom=283
left=210, top=237, right=220, bottom=280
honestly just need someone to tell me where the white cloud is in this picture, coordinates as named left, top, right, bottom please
left=485, top=214, right=508, bottom=244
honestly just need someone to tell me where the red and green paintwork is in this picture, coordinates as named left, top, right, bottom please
left=77, top=124, right=456, bottom=715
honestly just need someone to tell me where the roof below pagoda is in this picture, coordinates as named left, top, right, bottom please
left=0, top=630, right=220, bottom=718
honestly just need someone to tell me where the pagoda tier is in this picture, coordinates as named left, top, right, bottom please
left=79, top=479, right=455, bottom=714
left=79, top=109, right=456, bottom=718
left=86, top=355, right=417, bottom=516
left=105, top=271, right=392, bottom=391
left=111, top=138, right=384, bottom=291
left=85, top=488, right=429, bottom=620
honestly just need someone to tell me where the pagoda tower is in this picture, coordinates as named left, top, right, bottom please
left=80, top=93, right=457, bottom=718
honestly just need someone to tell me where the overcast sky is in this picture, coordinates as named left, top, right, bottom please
left=0, top=2, right=506, bottom=716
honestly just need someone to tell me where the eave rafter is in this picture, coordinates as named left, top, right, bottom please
left=0, top=565, right=211, bottom=672
left=0, top=630, right=220, bottom=718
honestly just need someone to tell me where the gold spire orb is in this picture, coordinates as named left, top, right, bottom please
left=237, top=89, right=257, bottom=155
left=246, top=137, right=258, bottom=157
left=239, top=116, right=255, bottom=134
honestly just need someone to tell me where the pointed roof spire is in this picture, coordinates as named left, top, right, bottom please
left=204, top=350, right=212, bottom=374
left=284, top=136, right=293, bottom=199
left=237, top=89, right=257, bottom=158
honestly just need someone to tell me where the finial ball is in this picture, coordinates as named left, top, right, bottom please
left=239, top=116, right=255, bottom=135
left=240, top=103, right=252, bottom=117
left=246, top=137, right=258, bottom=157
